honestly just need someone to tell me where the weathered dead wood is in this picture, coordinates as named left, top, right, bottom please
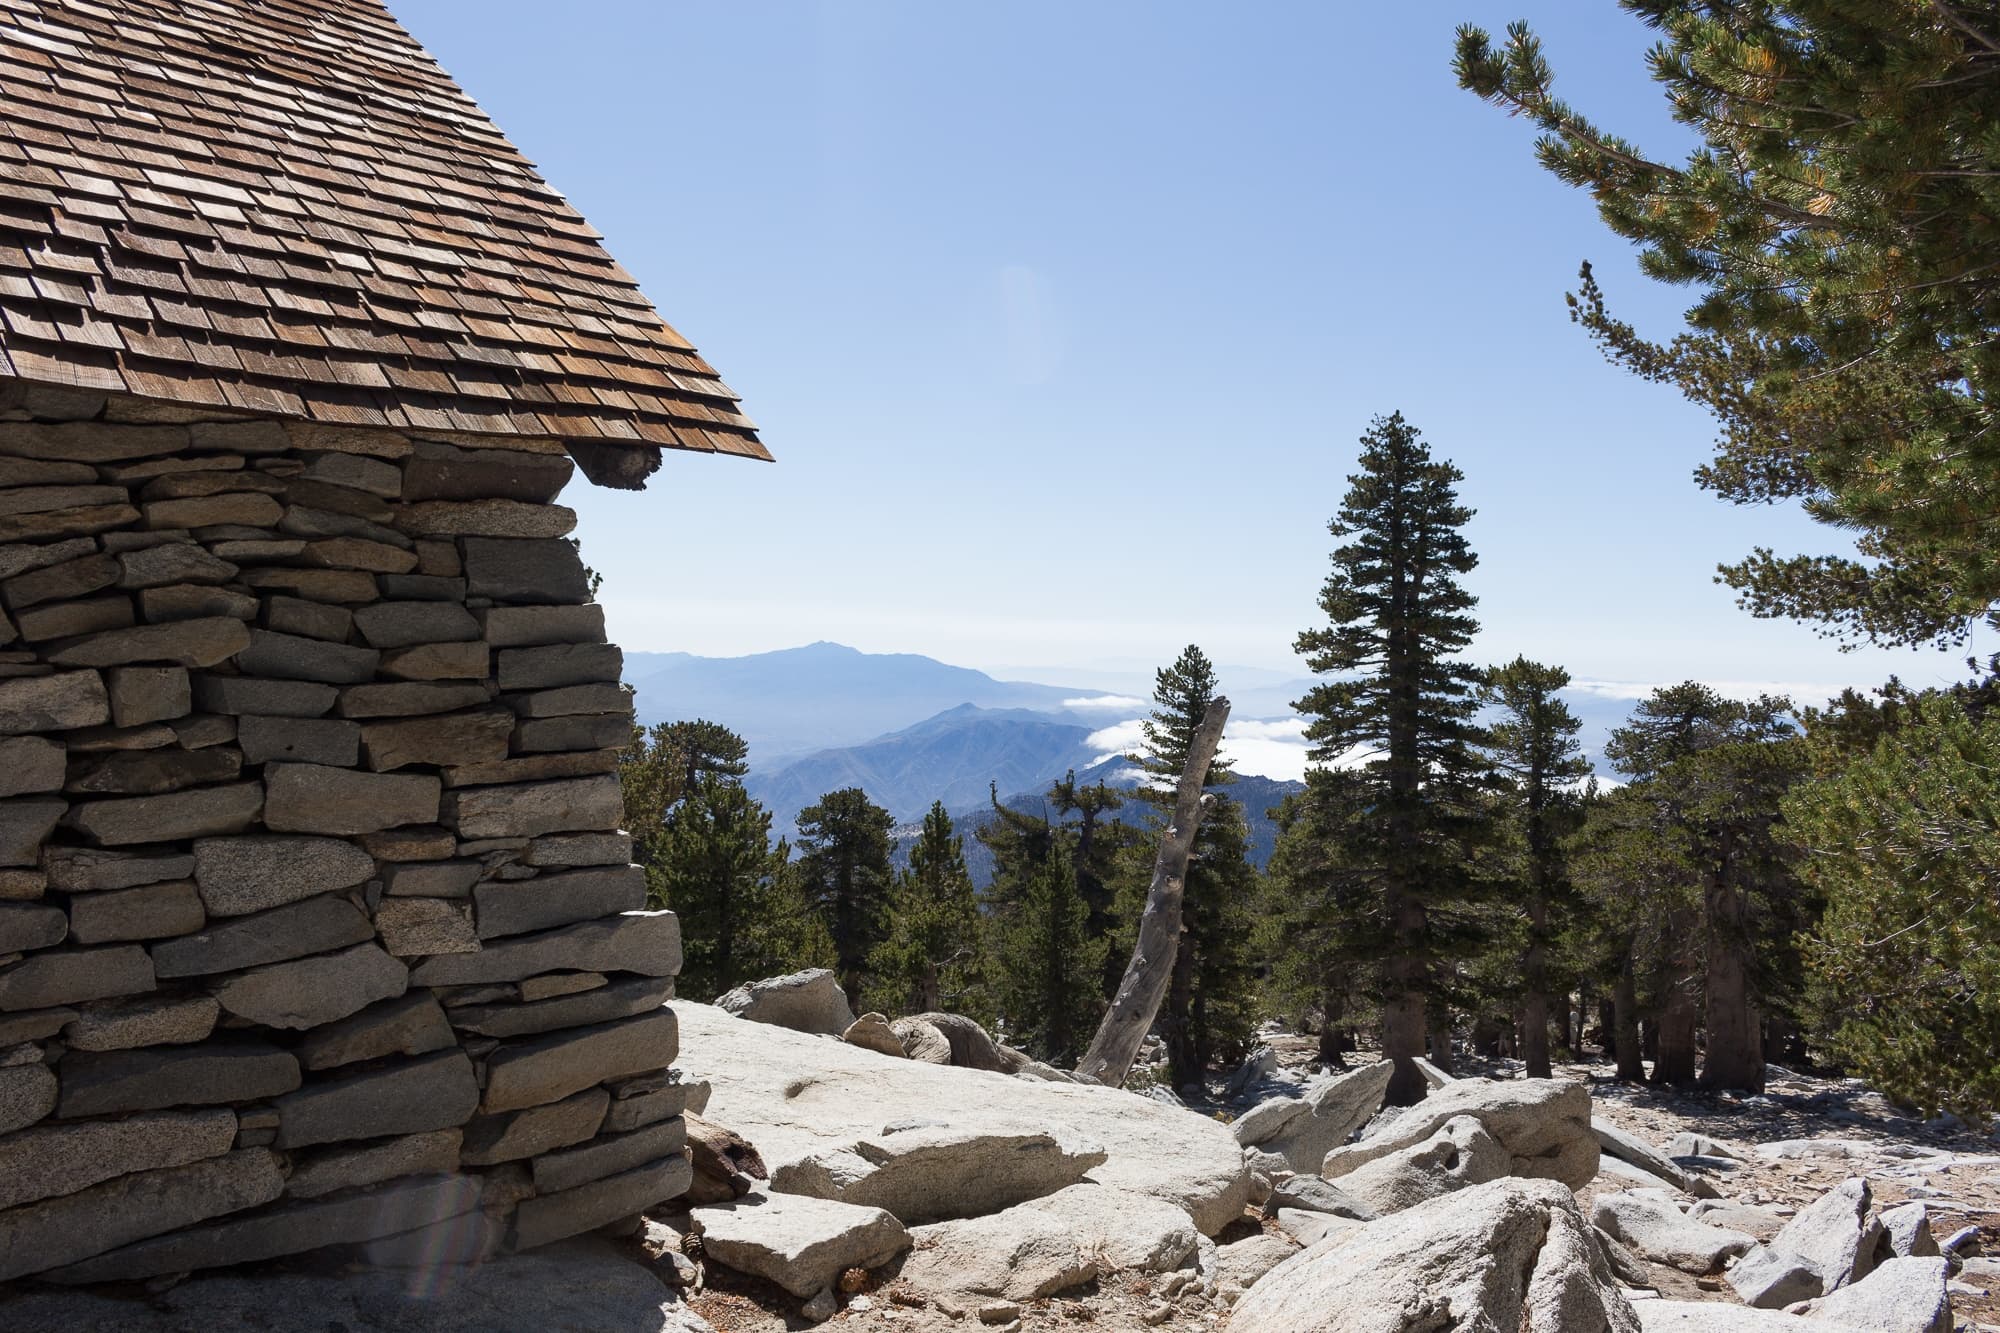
left=1074, top=696, right=1230, bottom=1086
left=679, top=1112, right=769, bottom=1204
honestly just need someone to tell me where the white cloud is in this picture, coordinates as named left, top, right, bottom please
left=1087, top=714, right=1325, bottom=784
left=1569, top=678, right=1852, bottom=707
left=1062, top=695, right=1147, bottom=711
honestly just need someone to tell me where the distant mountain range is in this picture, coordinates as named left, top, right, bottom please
left=621, top=641, right=1678, bottom=883
left=624, top=642, right=1088, bottom=766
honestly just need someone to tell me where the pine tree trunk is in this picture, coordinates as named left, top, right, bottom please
left=1426, top=1015, right=1454, bottom=1075
left=1652, top=971, right=1700, bottom=1086
left=1613, top=964, right=1645, bottom=1081
left=1698, top=873, right=1765, bottom=1092
left=1382, top=979, right=1428, bottom=1105
left=1075, top=699, right=1229, bottom=1085
left=1522, top=990, right=1551, bottom=1078
left=1316, top=985, right=1348, bottom=1068
left=1163, top=931, right=1199, bottom=1088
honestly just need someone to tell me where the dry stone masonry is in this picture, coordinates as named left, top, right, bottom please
left=0, top=389, right=690, bottom=1284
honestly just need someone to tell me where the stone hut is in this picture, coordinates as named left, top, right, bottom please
left=0, top=0, right=764, bottom=1283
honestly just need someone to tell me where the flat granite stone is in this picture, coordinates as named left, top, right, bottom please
left=105, top=666, right=190, bottom=727
left=66, top=780, right=263, bottom=845
left=0, top=899, right=65, bottom=952
left=461, top=537, right=590, bottom=604
left=443, top=774, right=623, bottom=839
left=402, top=442, right=573, bottom=505
left=56, top=1041, right=300, bottom=1117
left=46, top=1172, right=480, bottom=1284
left=0, top=943, right=154, bottom=1009
left=191, top=834, right=375, bottom=915
left=378, top=640, right=491, bottom=681
left=150, top=895, right=374, bottom=978
left=479, top=603, right=605, bottom=647
left=213, top=943, right=409, bottom=1030
left=263, top=762, right=440, bottom=835
left=481, top=1007, right=679, bottom=1115
left=360, top=707, right=514, bottom=772
left=0, top=1107, right=238, bottom=1211
left=0, top=1147, right=284, bottom=1283
left=375, top=896, right=478, bottom=955
left=335, top=681, right=494, bottom=718
left=262, top=595, right=352, bottom=642
left=603, top=1081, right=690, bottom=1134
left=461, top=1086, right=610, bottom=1166
left=62, top=993, right=219, bottom=1051
left=234, top=628, right=380, bottom=685
left=512, top=1154, right=692, bottom=1252
left=0, top=1061, right=56, bottom=1133
left=472, top=864, right=647, bottom=940
left=0, top=796, right=65, bottom=863
left=284, top=1128, right=462, bottom=1200
left=63, top=746, right=241, bottom=796
left=233, top=714, right=360, bottom=766
left=409, top=911, right=681, bottom=987
left=0, top=670, right=109, bottom=733
left=513, top=713, right=633, bottom=754
left=274, top=1049, right=480, bottom=1150
left=65, top=878, right=204, bottom=943
left=532, top=1118, right=688, bottom=1195
left=525, top=830, right=634, bottom=868
left=0, top=735, right=65, bottom=796
left=191, top=674, right=337, bottom=717
left=17, top=596, right=133, bottom=642
left=46, top=616, right=250, bottom=668
left=296, top=991, right=457, bottom=1071
left=441, top=748, right=620, bottom=788
left=381, top=858, right=481, bottom=897
left=496, top=643, right=623, bottom=691
left=44, top=845, right=193, bottom=891
left=507, top=683, right=630, bottom=718
left=352, top=600, right=481, bottom=648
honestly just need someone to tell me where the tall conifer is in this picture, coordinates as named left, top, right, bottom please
left=793, top=788, right=897, bottom=1000
left=1290, top=411, right=1490, bottom=1104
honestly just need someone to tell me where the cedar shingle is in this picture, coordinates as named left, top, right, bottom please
left=0, top=0, right=765, bottom=471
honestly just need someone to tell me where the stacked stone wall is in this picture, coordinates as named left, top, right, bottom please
left=0, top=383, right=688, bottom=1284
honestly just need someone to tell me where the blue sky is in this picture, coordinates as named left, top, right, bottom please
left=396, top=2, right=1979, bottom=707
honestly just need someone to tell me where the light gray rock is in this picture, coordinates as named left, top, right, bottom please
left=408, top=910, right=681, bottom=986
left=473, top=863, right=646, bottom=940
left=1234, top=1176, right=1640, bottom=1333
left=1688, top=1199, right=1788, bottom=1237
left=284, top=1129, right=463, bottom=1200
left=1595, top=1119, right=1706, bottom=1195
left=1768, top=1176, right=1883, bottom=1294
left=0, top=943, right=154, bottom=1009
left=512, top=1154, right=693, bottom=1251
left=1796, top=1255, right=1950, bottom=1333
left=1631, top=1302, right=1853, bottom=1330
left=604, top=1081, right=690, bottom=1133
left=0, top=1107, right=237, bottom=1210
left=1019, top=1182, right=1199, bottom=1274
left=1262, top=1173, right=1379, bottom=1221
left=151, top=895, right=375, bottom=977
left=678, top=1002, right=1252, bottom=1237
left=192, top=834, right=375, bottom=915
left=442, top=773, right=624, bottom=839
left=353, top=601, right=482, bottom=648
left=1591, top=1191, right=1757, bottom=1272
left=1323, top=1076, right=1597, bottom=1190
left=893, top=1016, right=952, bottom=1064
left=899, top=1205, right=1097, bottom=1301
left=0, top=1147, right=284, bottom=1282
left=481, top=1007, right=679, bottom=1114
left=844, top=1012, right=906, bottom=1057
left=717, top=967, right=857, bottom=1036
left=382, top=858, right=481, bottom=896
left=296, top=992, right=456, bottom=1071
left=273, top=1049, right=479, bottom=1150
left=1880, top=1201, right=1941, bottom=1259
left=462, top=536, right=591, bottom=603
left=214, top=943, right=409, bottom=1030
left=524, top=828, right=632, bottom=867
left=0, top=1060, right=56, bottom=1133
left=1665, top=1131, right=1740, bottom=1160
left=532, top=1118, right=687, bottom=1195
left=263, top=762, right=440, bottom=835
left=47, top=1173, right=480, bottom=1283
left=67, top=780, right=262, bottom=844
left=56, top=1041, right=299, bottom=1117
left=65, top=878, right=204, bottom=943
left=771, top=1119, right=1107, bottom=1224
left=461, top=1087, right=610, bottom=1166
left=1235, top=1059, right=1392, bottom=1173
left=1333, top=1113, right=1510, bottom=1215
left=1727, top=1241, right=1826, bottom=1307
left=696, top=1188, right=912, bottom=1299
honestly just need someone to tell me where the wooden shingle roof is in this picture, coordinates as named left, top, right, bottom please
left=0, top=0, right=765, bottom=486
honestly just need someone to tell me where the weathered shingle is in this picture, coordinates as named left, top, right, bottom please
left=0, top=0, right=766, bottom=473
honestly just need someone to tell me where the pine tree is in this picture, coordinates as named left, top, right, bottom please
left=1456, top=7, right=2000, bottom=648
left=1127, top=645, right=1259, bottom=1086
left=1601, top=684, right=1805, bottom=1091
left=1289, top=411, right=1492, bottom=1104
left=1479, top=657, right=1591, bottom=1078
left=619, top=719, right=752, bottom=865
left=1789, top=691, right=2000, bottom=1118
left=793, top=788, right=897, bottom=999
left=868, top=801, right=987, bottom=1019
left=1045, top=770, right=1129, bottom=997
left=993, top=831, right=1108, bottom=1064
left=646, top=773, right=781, bottom=1001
